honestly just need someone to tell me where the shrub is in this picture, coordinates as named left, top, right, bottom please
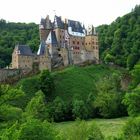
left=25, top=90, right=48, bottom=120
left=49, top=97, right=67, bottom=122
left=63, top=120, right=104, bottom=140
left=94, top=92, right=126, bottom=118
left=123, top=117, right=140, bottom=140
left=1, top=119, right=61, bottom=140
left=39, top=70, right=55, bottom=101
left=72, top=99, right=89, bottom=119
left=122, top=87, right=140, bottom=116
left=0, top=105, right=22, bottom=122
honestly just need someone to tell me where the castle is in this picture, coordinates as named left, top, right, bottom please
left=12, top=15, right=99, bottom=71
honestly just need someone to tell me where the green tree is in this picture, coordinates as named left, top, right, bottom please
left=122, top=87, right=140, bottom=116
left=130, top=63, right=140, bottom=88
left=94, top=73, right=127, bottom=118
left=50, top=97, right=66, bottom=122
left=25, top=90, right=48, bottom=120
left=0, top=105, right=22, bottom=122
left=1, top=119, right=61, bottom=140
left=104, top=54, right=115, bottom=64
left=127, top=54, right=139, bottom=70
left=0, top=85, right=24, bottom=122
left=72, top=99, right=88, bottom=119
left=39, top=70, right=55, bottom=100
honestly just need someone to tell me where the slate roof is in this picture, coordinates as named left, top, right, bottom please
left=54, top=15, right=64, bottom=29
left=68, top=20, right=84, bottom=33
left=16, top=45, right=33, bottom=56
left=37, top=41, right=46, bottom=55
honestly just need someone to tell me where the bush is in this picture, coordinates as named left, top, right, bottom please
left=63, top=120, right=104, bottom=140
left=16, top=76, right=40, bottom=108
left=94, top=92, right=126, bottom=118
left=72, top=99, right=89, bottom=119
left=130, top=63, right=140, bottom=88
left=1, top=119, right=61, bottom=140
left=49, top=97, right=67, bottom=122
left=123, top=117, right=140, bottom=140
left=0, top=105, right=22, bottom=122
left=122, top=87, right=140, bottom=116
left=39, top=70, right=55, bottom=101
left=25, top=90, right=48, bottom=120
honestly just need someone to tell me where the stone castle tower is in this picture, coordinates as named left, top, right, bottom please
left=12, top=15, right=99, bottom=71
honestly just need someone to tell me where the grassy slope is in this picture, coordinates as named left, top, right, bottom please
left=54, top=117, right=128, bottom=138
left=52, top=64, right=121, bottom=101
left=17, top=64, right=122, bottom=104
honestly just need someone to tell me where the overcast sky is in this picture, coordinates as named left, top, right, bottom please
left=0, top=0, right=139, bottom=26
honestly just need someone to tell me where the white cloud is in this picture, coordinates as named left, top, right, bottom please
left=0, top=0, right=139, bottom=26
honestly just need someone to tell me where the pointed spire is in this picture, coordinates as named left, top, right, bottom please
left=37, top=40, right=46, bottom=55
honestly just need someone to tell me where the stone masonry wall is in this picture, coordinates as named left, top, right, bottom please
left=0, top=68, right=32, bottom=84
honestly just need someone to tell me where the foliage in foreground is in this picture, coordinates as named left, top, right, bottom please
left=122, top=116, right=140, bottom=140
left=1, top=119, right=62, bottom=140
left=61, top=120, right=104, bottom=140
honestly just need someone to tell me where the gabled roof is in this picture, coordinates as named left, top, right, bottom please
left=46, top=30, right=58, bottom=45
left=37, top=41, right=46, bottom=55
left=54, top=15, right=64, bottom=29
left=68, top=20, right=84, bottom=33
left=15, top=45, right=33, bottom=56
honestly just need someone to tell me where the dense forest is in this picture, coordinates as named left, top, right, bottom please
left=97, top=5, right=140, bottom=69
left=0, top=20, right=39, bottom=68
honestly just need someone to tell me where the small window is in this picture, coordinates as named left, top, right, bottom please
left=77, top=41, right=79, bottom=45
left=73, top=41, right=75, bottom=44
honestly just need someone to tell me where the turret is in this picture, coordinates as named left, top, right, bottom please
left=39, top=15, right=52, bottom=41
